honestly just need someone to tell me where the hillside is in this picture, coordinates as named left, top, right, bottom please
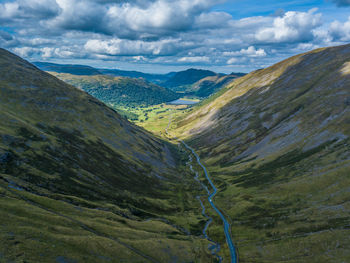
left=0, top=49, right=213, bottom=262
left=163, top=68, right=218, bottom=91
left=171, top=44, right=350, bottom=262
left=49, top=72, right=180, bottom=107
left=33, top=62, right=102, bottom=75
left=190, top=73, right=246, bottom=98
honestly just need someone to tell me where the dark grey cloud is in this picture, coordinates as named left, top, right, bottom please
left=0, top=31, right=13, bottom=41
left=0, top=30, right=19, bottom=48
left=47, top=1, right=107, bottom=33
left=332, top=0, right=350, bottom=7
left=21, top=0, right=225, bottom=40
left=0, top=0, right=60, bottom=21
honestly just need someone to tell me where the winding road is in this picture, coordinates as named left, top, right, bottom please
left=187, top=154, right=222, bottom=261
left=166, top=114, right=237, bottom=263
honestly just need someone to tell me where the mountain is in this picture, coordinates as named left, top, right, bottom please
left=33, top=62, right=234, bottom=98
left=0, top=49, right=213, bottom=262
left=49, top=72, right=180, bottom=107
left=33, top=61, right=102, bottom=75
left=171, top=44, right=350, bottom=262
left=99, top=68, right=176, bottom=84
left=189, top=73, right=246, bottom=97
left=163, top=68, right=218, bottom=91
left=33, top=62, right=176, bottom=84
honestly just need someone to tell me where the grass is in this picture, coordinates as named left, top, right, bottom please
left=0, top=181, right=212, bottom=262
left=164, top=44, right=350, bottom=262
left=0, top=48, right=218, bottom=262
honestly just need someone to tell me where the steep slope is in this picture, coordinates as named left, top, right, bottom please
left=163, top=68, right=218, bottom=91
left=33, top=62, right=102, bottom=75
left=190, top=73, right=246, bottom=97
left=49, top=72, right=180, bottom=107
left=171, top=44, right=350, bottom=262
left=0, top=49, right=212, bottom=262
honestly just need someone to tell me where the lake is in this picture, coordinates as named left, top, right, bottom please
left=168, top=99, right=199, bottom=105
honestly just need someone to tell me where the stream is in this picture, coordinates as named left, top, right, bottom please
left=166, top=114, right=237, bottom=263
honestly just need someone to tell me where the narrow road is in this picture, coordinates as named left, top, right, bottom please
left=166, top=114, right=237, bottom=263
left=182, top=142, right=237, bottom=263
left=187, top=155, right=222, bottom=262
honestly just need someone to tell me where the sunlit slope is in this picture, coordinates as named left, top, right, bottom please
left=0, top=49, right=212, bottom=262
left=49, top=72, right=180, bottom=106
left=190, top=73, right=245, bottom=97
left=163, top=68, right=218, bottom=92
left=172, top=44, right=350, bottom=262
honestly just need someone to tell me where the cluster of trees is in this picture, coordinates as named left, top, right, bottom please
left=56, top=74, right=180, bottom=107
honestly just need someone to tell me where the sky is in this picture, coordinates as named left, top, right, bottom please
left=0, top=0, right=350, bottom=73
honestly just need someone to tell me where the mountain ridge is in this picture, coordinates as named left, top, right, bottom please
left=49, top=72, right=180, bottom=107
left=170, top=44, right=350, bottom=262
left=163, top=68, right=218, bottom=90
left=0, top=48, right=213, bottom=262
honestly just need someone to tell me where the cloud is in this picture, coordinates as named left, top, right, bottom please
left=223, top=46, right=266, bottom=57
left=0, top=0, right=60, bottom=20
left=46, top=0, right=106, bottom=33
left=12, top=46, right=37, bottom=57
left=104, top=0, right=223, bottom=39
left=0, top=0, right=348, bottom=73
left=0, top=30, right=19, bottom=48
left=227, top=57, right=238, bottom=64
left=41, top=0, right=224, bottom=39
left=255, top=8, right=322, bottom=43
left=178, top=56, right=210, bottom=63
left=194, top=11, right=232, bottom=29
left=332, top=0, right=350, bottom=7
left=84, top=38, right=184, bottom=56
left=41, top=47, right=74, bottom=58
left=0, top=31, right=14, bottom=41
left=329, top=16, right=350, bottom=41
left=294, top=43, right=320, bottom=51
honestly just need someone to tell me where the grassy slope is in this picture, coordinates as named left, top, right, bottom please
left=0, top=49, right=213, bottom=262
left=190, top=74, right=245, bottom=98
left=170, top=44, right=350, bottom=262
left=49, top=72, right=180, bottom=107
left=163, top=69, right=218, bottom=92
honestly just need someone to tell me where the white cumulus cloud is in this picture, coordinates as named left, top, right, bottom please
left=84, top=38, right=182, bottom=56
left=255, top=8, right=322, bottom=43
left=329, top=16, right=350, bottom=41
left=223, top=46, right=266, bottom=57
left=178, top=56, right=210, bottom=63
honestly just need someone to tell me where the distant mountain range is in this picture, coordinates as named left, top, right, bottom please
left=33, top=61, right=102, bottom=75
left=161, top=68, right=246, bottom=96
left=162, top=68, right=218, bottom=89
left=99, top=68, right=176, bottom=85
left=33, top=61, right=176, bottom=84
left=33, top=62, right=245, bottom=98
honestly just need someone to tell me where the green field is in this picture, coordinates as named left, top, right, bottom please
left=111, top=100, right=196, bottom=136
